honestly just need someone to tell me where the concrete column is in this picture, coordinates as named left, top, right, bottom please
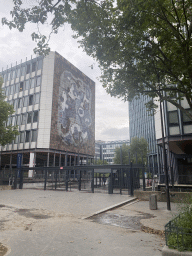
left=47, top=152, right=50, bottom=167
left=53, top=153, right=55, bottom=167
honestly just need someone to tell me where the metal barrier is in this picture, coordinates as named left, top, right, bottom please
left=165, top=212, right=192, bottom=251
left=0, top=164, right=144, bottom=194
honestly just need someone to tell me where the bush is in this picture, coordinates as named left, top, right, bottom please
left=166, top=193, right=192, bottom=251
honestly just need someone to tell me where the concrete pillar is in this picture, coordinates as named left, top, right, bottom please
left=47, top=152, right=49, bottom=167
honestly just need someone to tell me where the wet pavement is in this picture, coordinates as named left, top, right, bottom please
left=91, top=212, right=153, bottom=230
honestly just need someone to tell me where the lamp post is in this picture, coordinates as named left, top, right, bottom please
left=159, top=92, right=171, bottom=211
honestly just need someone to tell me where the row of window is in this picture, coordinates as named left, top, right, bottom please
left=1, top=59, right=43, bottom=82
left=4, top=76, right=41, bottom=95
left=14, top=130, right=38, bottom=144
left=168, top=109, right=192, bottom=127
left=7, top=111, right=39, bottom=126
left=8, top=93, right=40, bottom=109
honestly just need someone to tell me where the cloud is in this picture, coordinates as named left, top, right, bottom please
left=99, top=127, right=129, bottom=141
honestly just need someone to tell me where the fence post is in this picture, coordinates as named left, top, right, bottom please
left=91, top=169, right=94, bottom=193
left=65, top=170, right=68, bottom=191
left=13, top=169, right=17, bottom=189
left=78, top=170, right=81, bottom=191
left=19, top=169, right=23, bottom=189
left=108, top=169, right=113, bottom=194
left=142, top=156, right=146, bottom=191
left=130, top=162, right=134, bottom=196
left=44, top=169, right=47, bottom=190
left=55, top=169, right=58, bottom=190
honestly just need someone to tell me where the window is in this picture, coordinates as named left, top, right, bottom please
left=37, top=59, right=43, bottom=70
left=21, top=66, right=25, bottom=76
left=25, top=131, right=30, bottom=142
left=14, top=134, right=19, bottom=144
left=18, top=98, right=23, bottom=108
left=23, top=96, right=28, bottom=107
left=14, top=99, right=18, bottom=110
left=19, top=82, right=24, bottom=91
left=36, top=76, right=41, bottom=87
left=26, top=64, right=30, bottom=74
left=21, top=113, right=27, bottom=125
left=35, top=93, right=40, bottom=104
left=16, top=115, right=21, bottom=125
left=5, top=87, right=10, bottom=96
left=32, top=130, right=38, bottom=142
left=10, top=85, right=14, bottom=95
left=7, top=72, right=10, bottom=81
left=12, top=70, right=16, bottom=80
left=16, top=68, right=20, bottom=78
left=32, top=62, right=36, bottom=72
left=25, top=80, right=30, bottom=90
left=27, top=112, right=32, bottom=124
left=29, top=95, right=33, bottom=105
left=20, top=131, right=25, bottom=143
left=30, top=78, right=35, bottom=88
left=168, top=111, right=179, bottom=126
left=183, top=109, right=192, bottom=125
left=33, top=111, right=38, bottom=123
left=15, top=83, right=20, bottom=93
left=12, top=116, right=16, bottom=126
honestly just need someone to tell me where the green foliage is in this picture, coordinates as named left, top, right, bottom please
left=2, top=0, right=192, bottom=119
left=114, top=137, right=148, bottom=164
left=167, top=194, right=192, bottom=251
left=94, top=159, right=108, bottom=165
left=0, top=77, right=19, bottom=146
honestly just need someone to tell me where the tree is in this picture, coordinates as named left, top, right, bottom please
left=0, top=77, right=19, bottom=146
left=94, top=159, right=108, bottom=165
left=2, top=0, right=192, bottom=119
left=114, top=137, right=148, bottom=165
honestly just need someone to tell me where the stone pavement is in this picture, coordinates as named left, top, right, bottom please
left=0, top=189, right=179, bottom=256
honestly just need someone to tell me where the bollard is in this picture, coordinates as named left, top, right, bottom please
left=149, top=194, right=157, bottom=210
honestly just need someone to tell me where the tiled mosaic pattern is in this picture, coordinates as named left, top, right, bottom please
left=50, top=52, right=95, bottom=156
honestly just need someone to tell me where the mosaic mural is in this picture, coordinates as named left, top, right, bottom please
left=58, top=70, right=92, bottom=147
left=50, top=52, right=95, bottom=156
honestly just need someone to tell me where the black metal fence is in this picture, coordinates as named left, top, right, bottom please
left=0, top=164, right=145, bottom=195
left=165, top=213, right=192, bottom=251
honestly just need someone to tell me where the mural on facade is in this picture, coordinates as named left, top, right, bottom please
left=57, top=70, right=92, bottom=147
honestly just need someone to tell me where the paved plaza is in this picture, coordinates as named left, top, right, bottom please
left=0, top=189, right=178, bottom=256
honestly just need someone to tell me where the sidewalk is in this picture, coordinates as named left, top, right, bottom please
left=0, top=189, right=179, bottom=256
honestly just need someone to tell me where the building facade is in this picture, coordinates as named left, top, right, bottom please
left=129, top=94, right=158, bottom=172
left=0, top=52, right=95, bottom=171
left=155, top=98, right=192, bottom=184
left=95, top=140, right=129, bottom=164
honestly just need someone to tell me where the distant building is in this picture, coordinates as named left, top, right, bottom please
left=0, top=52, right=95, bottom=173
left=95, top=140, right=129, bottom=164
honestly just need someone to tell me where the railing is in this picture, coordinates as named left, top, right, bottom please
left=165, top=212, right=192, bottom=251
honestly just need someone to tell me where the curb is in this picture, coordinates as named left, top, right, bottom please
left=83, top=197, right=138, bottom=219
left=162, top=246, right=192, bottom=256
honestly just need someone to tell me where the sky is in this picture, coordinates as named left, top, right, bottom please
left=0, top=0, right=129, bottom=142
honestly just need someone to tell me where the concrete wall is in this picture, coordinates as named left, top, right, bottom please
left=134, top=190, right=192, bottom=203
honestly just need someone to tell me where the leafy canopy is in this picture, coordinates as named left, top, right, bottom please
left=0, top=77, right=19, bottom=146
left=114, top=137, right=148, bottom=165
left=2, top=0, right=192, bottom=119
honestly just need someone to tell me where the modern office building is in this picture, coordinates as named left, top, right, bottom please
left=0, top=52, right=95, bottom=172
left=129, top=94, right=158, bottom=172
left=129, top=93, right=192, bottom=183
left=95, top=140, right=130, bottom=164
left=155, top=98, right=192, bottom=184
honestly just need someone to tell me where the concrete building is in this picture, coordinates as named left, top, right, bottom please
left=95, top=140, right=129, bottom=164
left=0, top=52, right=95, bottom=173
